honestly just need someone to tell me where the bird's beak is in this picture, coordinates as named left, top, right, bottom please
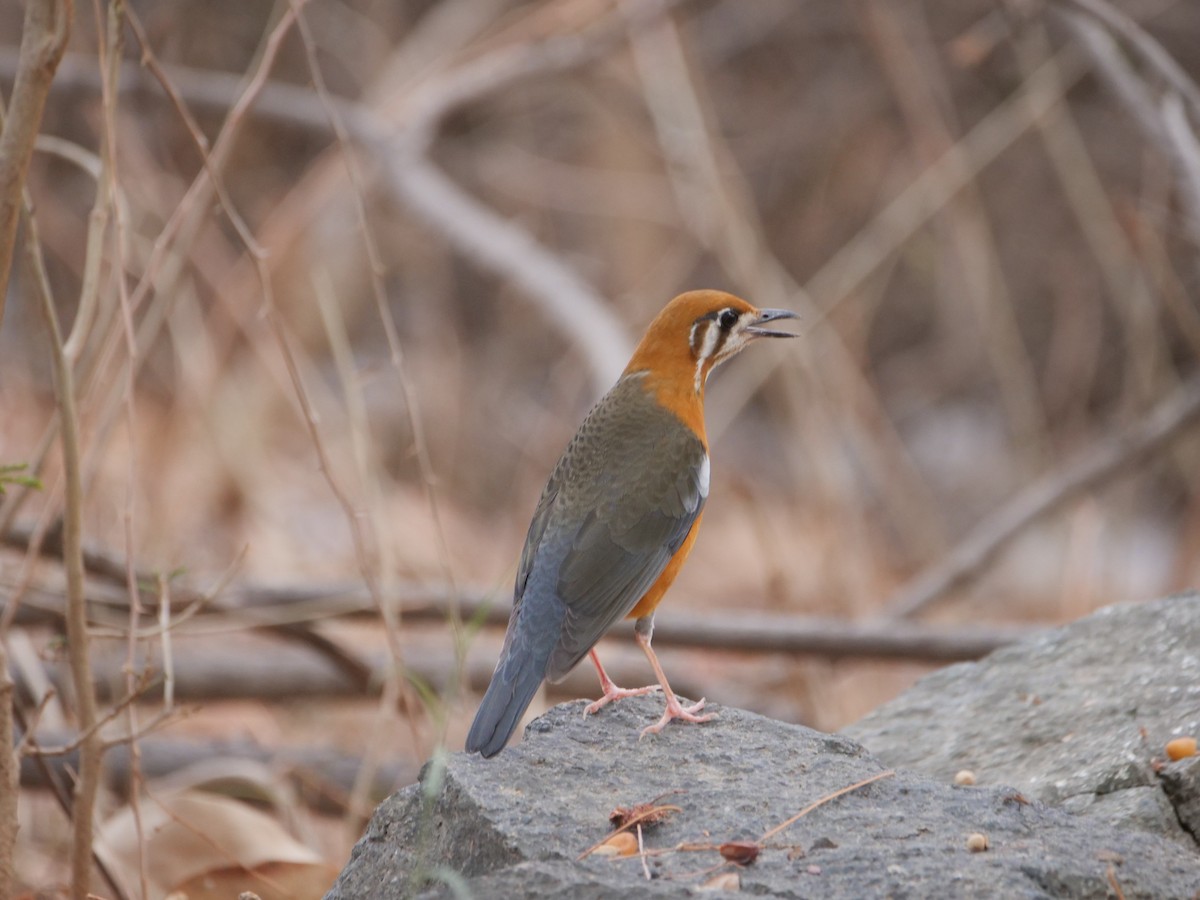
left=746, top=308, right=799, bottom=338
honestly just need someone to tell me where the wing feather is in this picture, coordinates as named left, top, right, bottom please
left=527, top=377, right=708, bottom=681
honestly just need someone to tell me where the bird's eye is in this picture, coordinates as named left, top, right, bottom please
left=718, top=309, right=739, bottom=330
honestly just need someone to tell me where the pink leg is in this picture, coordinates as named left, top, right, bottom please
left=583, top=649, right=661, bottom=715
left=635, top=629, right=715, bottom=737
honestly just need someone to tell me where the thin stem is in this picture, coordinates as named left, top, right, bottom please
left=26, top=200, right=102, bottom=898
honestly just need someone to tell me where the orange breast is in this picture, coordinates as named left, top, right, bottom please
left=626, top=510, right=705, bottom=620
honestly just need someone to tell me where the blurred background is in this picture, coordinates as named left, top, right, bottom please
left=2, top=0, right=1199, bottom=894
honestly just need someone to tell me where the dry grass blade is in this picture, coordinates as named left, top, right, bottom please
left=758, top=770, right=894, bottom=844
left=1105, top=862, right=1127, bottom=900
left=0, top=641, right=16, bottom=897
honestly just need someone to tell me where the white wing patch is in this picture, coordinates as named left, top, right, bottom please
left=697, top=453, right=711, bottom=499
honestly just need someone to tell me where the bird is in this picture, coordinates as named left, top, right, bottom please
left=465, top=290, right=797, bottom=758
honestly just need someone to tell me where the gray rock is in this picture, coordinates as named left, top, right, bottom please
left=845, top=593, right=1200, bottom=845
left=328, top=695, right=1200, bottom=899
left=1162, top=754, right=1200, bottom=841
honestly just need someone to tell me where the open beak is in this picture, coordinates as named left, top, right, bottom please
left=746, top=308, right=799, bottom=339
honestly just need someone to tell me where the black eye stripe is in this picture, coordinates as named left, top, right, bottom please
left=696, top=308, right=741, bottom=329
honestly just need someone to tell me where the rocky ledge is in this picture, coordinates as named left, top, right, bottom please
left=328, top=594, right=1200, bottom=898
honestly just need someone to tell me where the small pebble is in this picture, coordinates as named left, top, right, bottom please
left=954, top=770, right=977, bottom=786
left=966, top=832, right=989, bottom=852
left=1166, top=737, right=1197, bottom=761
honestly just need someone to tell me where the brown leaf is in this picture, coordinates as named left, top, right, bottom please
left=96, top=790, right=334, bottom=900
left=718, top=841, right=760, bottom=866
left=592, top=832, right=639, bottom=858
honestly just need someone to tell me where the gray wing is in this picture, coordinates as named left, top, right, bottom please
left=465, top=378, right=706, bottom=755
left=534, top=381, right=709, bottom=681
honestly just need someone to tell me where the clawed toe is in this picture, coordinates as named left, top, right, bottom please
left=584, top=683, right=662, bottom=716
left=638, top=696, right=717, bottom=738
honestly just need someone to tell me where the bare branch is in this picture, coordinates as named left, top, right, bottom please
left=24, top=186, right=102, bottom=898
left=2, top=570, right=1026, bottom=663
left=883, top=375, right=1200, bottom=619
left=361, top=1, right=699, bottom=388
left=0, top=0, right=72, bottom=328
left=379, top=149, right=631, bottom=388
left=1053, top=2, right=1200, bottom=237
left=1061, top=0, right=1200, bottom=118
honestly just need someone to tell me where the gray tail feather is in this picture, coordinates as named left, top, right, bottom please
left=464, top=650, right=547, bottom=758
left=466, top=575, right=566, bottom=757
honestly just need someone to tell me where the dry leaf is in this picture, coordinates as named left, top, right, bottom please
left=718, top=841, right=760, bottom=866
left=697, top=871, right=741, bottom=891
left=96, top=790, right=336, bottom=900
left=592, top=832, right=639, bottom=858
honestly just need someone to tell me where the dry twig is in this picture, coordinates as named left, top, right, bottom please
left=1053, top=0, right=1200, bottom=237
left=0, top=0, right=71, bottom=327
left=884, top=375, right=1200, bottom=619
left=26, top=180, right=106, bottom=900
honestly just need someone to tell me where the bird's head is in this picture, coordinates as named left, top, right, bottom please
left=625, top=290, right=798, bottom=394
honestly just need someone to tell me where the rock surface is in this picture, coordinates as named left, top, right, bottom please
left=329, top=695, right=1200, bottom=898
left=845, top=593, right=1200, bottom=847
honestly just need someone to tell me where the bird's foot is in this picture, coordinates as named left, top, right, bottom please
left=639, top=695, right=715, bottom=738
left=584, top=683, right=662, bottom=716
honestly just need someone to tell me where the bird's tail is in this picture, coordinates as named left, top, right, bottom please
left=465, top=601, right=563, bottom=758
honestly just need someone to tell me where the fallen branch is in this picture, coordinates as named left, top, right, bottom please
left=2, top=567, right=1028, bottom=663
left=17, top=730, right=415, bottom=815
left=19, top=637, right=703, bottom=706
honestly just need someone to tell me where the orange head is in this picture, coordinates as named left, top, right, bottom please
left=624, top=290, right=798, bottom=397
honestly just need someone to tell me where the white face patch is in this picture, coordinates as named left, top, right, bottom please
left=693, top=322, right=720, bottom=394
left=711, top=310, right=757, bottom=365
left=697, top=454, right=710, bottom=498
